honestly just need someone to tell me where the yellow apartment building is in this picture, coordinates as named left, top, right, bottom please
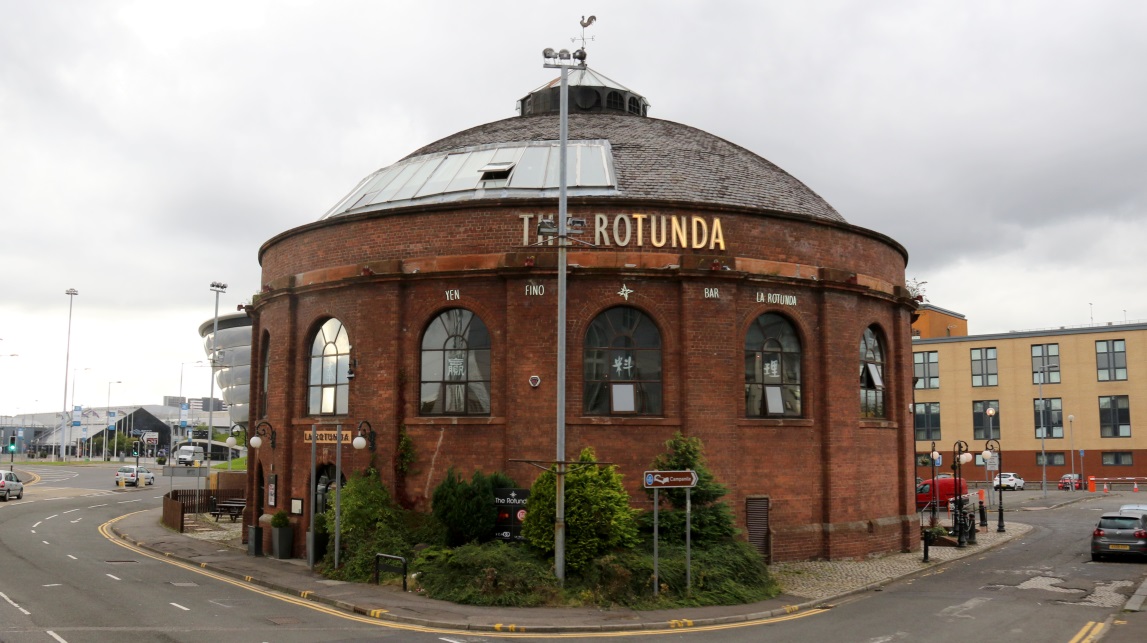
left=912, top=307, right=1145, bottom=489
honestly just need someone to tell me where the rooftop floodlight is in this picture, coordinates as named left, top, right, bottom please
left=573, top=48, right=587, bottom=62
left=558, top=48, right=571, bottom=60
left=543, top=47, right=556, bottom=59
left=537, top=216, right=558, bottom=236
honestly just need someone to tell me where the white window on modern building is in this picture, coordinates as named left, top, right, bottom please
left=1099, top=395, right=1131, bottom=438
left=914, top=402, right=941, bottom=441
left=1096, top=340, right=1127, bottom=381
left=914, top=351, right=939, bottom=389
left=1036, top=452, right=1066, bottom=466
left=1034, top=397, right=1063, bottom=438
left=308, top=318, right=350, bottom=416
left=1101, top=451, right=1133, bottom=466
left=1031, top=343, right=1060, bottom=384
left=971, top=347, right=998, bottom=387
left=973, top=400, right=1000, bottom=440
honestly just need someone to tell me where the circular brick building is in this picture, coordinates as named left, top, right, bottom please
left=248, top=67, right=918, bottom=561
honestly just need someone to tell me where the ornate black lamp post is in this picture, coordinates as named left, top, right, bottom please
left=929, top=441, right=940, bottom=527
left=953, top=440, right=971, bottom=547
left=983, top=438, right=1005, bottom=532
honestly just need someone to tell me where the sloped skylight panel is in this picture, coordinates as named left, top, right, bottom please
left=390, top=157, right=444, bottom=201
left=509, top=146, right=550, bottom=188
left=371, top=162, right=423, bottom=204
left=444, top=149, right=497, bottom=193
left=415, top=153, right=468, bottom=198
left=578, top=144, right=610, bottom=186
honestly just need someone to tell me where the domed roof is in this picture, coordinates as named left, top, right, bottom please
left=321, top=69, right=843, bottom=224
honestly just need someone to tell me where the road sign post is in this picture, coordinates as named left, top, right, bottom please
left=644, top=470, right=699, bottom=596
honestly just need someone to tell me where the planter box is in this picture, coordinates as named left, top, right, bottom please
left=271, top=526, right=293, bottom=559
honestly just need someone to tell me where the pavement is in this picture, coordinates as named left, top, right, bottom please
left=106, top=487, right=1147, bottom=634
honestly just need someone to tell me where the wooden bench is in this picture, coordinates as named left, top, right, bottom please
left=210, top=500, right=246, bottom=522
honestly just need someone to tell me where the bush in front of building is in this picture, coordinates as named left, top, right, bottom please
left=431, top=467, right=517, bottom=546
left=521, top=446, right=641, bottom=573
left=640, top=432, right=738, bottom=544
left=320, top=467, right=414, bottom=582
left=411, top=541, right=559, bottom=606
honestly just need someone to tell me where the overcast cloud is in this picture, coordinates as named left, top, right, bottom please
left=2, top=1, right=1145, bottom=416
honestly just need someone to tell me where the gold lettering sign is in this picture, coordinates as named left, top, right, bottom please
left=521, top=213, right=726, bottom=250
left=310, top=429, right=353, bottom=444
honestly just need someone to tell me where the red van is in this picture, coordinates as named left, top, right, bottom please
left=916, top=477, right=969, bottom=510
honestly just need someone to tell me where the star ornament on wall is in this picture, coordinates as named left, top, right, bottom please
left=618, top=284, right=634, bottom=300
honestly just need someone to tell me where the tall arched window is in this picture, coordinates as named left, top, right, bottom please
left=860, top=326, right=886, bottom=418
left=584, top=307, right=662, bottom=415
left=308, top=318, right=350, bottom=416
left=259, top=331, right=270, bottom=419
left=745, top=313, right=802, bottom=417
left=420, top=309, right=491, bottom=415
left=606, top=91, right=624, bottom=110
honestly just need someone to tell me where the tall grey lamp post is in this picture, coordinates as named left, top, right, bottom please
left=1068, top=413, right=1076, bottom=491
left=60, top=288, right=78, bottom=461
left=542, top=36, right=588, bottom=587
left=105, top=380, right=120, bottom=460
left=208, top=282, right=227, bottom=466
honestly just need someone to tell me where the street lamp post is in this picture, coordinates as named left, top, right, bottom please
left=105, top=380, right=121, bottom=461
left=1037, top=365, right=1048, bottom=498
left=953, top=440, right=972, bottom=547
left=542, top=32, right=589, bottom=587
left=982, top=438, right=1005, bottom=532
left=928, top=441, right=940, bottom=527
left=1068, top=414, right=1077, bottom=491
left=60, top=288, right=78, bottom=461
left=208, top=282, right=227, bottom=466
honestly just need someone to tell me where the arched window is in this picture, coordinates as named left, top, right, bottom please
left=627, top=96, right=641, bottom=115
left=606, top=91, right=624, bottom=111
left=259, top=332, right=270, bottom=419
left=584, top=307, right=662, bottom=415
left=308, top=318, right=350, bottom=416
left=420, top=309, right=491, bottom=415
left=860, top=326, right=885, bottom=418
left=745, top=314, right=801, bottom=417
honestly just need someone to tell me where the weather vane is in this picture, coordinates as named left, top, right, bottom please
left=572, top=15, right=596, bottom=50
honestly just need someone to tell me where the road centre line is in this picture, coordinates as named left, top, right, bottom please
left=171, top=603, right=190, bottom=611
left=46, top=631, right=67, bottom=642
left=67, top=555, right=77, bottom=560
left=106, top=574, right=121, bottom=581
left=33, top=521, right=42, bottom=528
left=63, top=508, right=80, bottom=513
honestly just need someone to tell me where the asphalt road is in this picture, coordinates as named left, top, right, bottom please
left=2, top=464, right=1144, bottom=642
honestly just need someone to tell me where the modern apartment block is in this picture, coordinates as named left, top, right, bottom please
left=912, top=304, right=1145, bottom=487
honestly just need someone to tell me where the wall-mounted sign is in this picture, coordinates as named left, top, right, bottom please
left=519, top=213, right=726, bottom=251
left=494, top=488, right=529, bottom=541
left=757, top=292, right=797, bottom=306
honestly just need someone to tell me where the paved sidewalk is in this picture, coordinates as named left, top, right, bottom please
left=106, top=488, right=1134, bottom=633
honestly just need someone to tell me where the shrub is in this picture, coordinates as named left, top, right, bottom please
left=270, top=510, right=290, bottom=528
left=521, top=446, right=640, bottom=572
left=643, top=432, right=737, bottom=544
left=320, top=468, right=411, bottom=582
left=412, top=541, right=558, bottom=606
left=431, top=468, right=517, bottom=546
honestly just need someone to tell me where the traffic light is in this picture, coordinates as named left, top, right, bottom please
left=132, top=440, right=140, bottom=457
left=6, top=436, right=15, bottom=452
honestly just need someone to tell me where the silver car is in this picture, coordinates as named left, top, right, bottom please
left=1, top=470, right=24, bottom=501
left=115, top=465, right=155, bottom=487
left=1091, top=512, right=1147, bottom=561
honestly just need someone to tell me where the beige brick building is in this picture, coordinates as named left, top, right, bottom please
left=912, top=306, right=1146, bottom=488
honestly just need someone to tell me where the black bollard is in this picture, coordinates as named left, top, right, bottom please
left=979, top=500, right=988, bottom=527
left=967, top=512, right=978, bottom=544
left=923, top=529, right=931, bottom=562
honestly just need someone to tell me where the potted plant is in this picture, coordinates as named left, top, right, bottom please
left=155, top=455, right=167, bottom=465
left=308, top=512, right=330, bottom=564
left=270, top=510, right=293, bottom=559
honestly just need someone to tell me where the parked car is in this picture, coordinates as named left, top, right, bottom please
left=916, top=476, right=969, bottom=510
left=1091, top=511, right=1147, bottom=561
left=0, top=470, right=24, bottom=501
left=1058, top=473, right=1082, bottom=490
left=1119, top=504, right=1147, bottom=514
left=115, top=465, right=155, bottom=487
left=993, top=472, right=1025, bottom=490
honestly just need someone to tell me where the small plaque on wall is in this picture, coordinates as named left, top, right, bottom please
left=268, top=473, right=277, bottom=507
left=290, top=498, right=303, bottom=515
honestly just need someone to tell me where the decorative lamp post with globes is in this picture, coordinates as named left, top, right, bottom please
left=983, top=438, right=1004, bottom=532
left=953, top=440, right=973, bottom=548
left=1068, top=413, right=1077, bottom=491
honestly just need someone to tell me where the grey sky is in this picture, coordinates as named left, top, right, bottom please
left=2, top=1, right=1145, bottom=415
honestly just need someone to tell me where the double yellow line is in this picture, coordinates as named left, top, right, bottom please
left=100, top=511, right=829, bottom=637
left=1069, top=620, right=1105, bottom=643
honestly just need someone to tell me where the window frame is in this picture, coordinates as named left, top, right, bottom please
left=971, top=347, right=998, bottom=387
left=914, top=351, right=939, bottom=389
left=307, top=318, right=351, bottom=417
left=860, top=326, right=886, bottom=419
left=973, top=400, right=1000, bottom=440
left=914, top=402, right=941, bottom=441
left=744, top=313, right=802, bottom=418
left=1035, top=452, right=1066, bottom=466
left=1099, top=395, right=1131, bottom=438
left=1034, top=397, right=1063, bottom=439
left=583, top=306, right=663, bottom=416
left=1031, top=343, right=1061, bottom=384
left=419, top=308, right=492, bottom=416
left=1102, top=451, right=1133, bottom=466
left=1096, top=339, right=1128, bottom=381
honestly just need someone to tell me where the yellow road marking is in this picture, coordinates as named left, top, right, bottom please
left=1069, top=621, right=1105, bottom=643
left=99, top=512, right=829, bottom=637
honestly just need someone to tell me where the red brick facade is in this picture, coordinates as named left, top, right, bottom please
left=248, top=199, right=919, bottom=561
